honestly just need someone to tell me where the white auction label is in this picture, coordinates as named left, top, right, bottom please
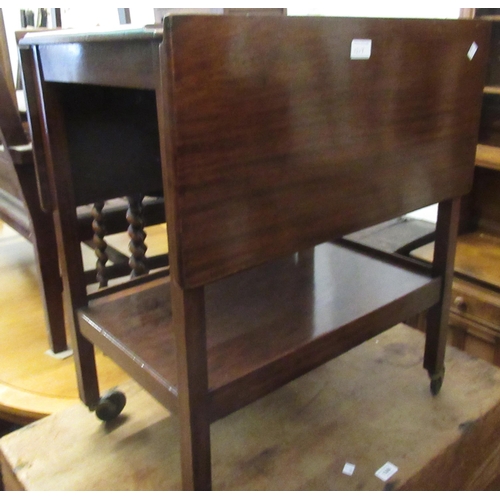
left=468, top=41, right=478, bottom=60
left=351, top=39, right=372, bottom=60
left=342, top=462, right=356, bottom=476
left=375, top=462, right=398, bottom=482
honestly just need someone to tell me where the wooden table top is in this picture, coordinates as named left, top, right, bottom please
left=19, top=24, right=163, bottom=44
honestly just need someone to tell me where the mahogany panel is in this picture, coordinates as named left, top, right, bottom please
left=18, top=17, right=491, bottom=490
left=451, top=278, right=500, bottom=331
left=77, top=242, right=440, bottom=417
left=161, top=16, right=491, bottom=288
left=56, top=84, right=162, bottom=205
left=37, top=38, right=160, bottom=89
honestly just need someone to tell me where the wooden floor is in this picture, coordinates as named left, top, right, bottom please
left=0, top=216, right=433, bottom=426
left=0, top=219, right=169, bottom=425
left=4, top=324, right=500, bottom=490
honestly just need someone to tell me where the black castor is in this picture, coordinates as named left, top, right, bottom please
left=429, top=369, right=445, bottom=396
left=95, top=390, right=126, bottom=421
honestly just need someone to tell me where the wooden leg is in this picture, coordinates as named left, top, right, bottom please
left=32, top=225, right=67, bottom=353
left=172, top=281, right=212, bottom=490
left=424, top=198, right=460, bottom=393
left=71, top=322, right=101, bottom=409
left=91, top=201, right=109, bottom=289
left=127, top=194, right=148, bottom=278
left=55, top=207, right=100, bottom=409
left=15, top=164, right=68, bottom=353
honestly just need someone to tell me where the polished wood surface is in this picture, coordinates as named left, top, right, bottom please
left=476, top=143, right=500, bottom=171
left=19, top=17, right=490, bottom=490
left=412, top=231, right=500, bottom=289
left=423, top=199, right=461, bottom=378
left=22, top=26, right=163, bottom=90
left=440, top=10, right=500, bottom=368
left=78, top=242, right=440, bottom=418
left=5, top=325, right=500, bottom=491
left=9, top=25, right=166, bottom=355
left=450, top=278, right=500, bottom=333
left=160, top=16, right=489, bottom=288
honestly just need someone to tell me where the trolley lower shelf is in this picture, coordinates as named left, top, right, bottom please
left=78, top=242, right=440, bottom=421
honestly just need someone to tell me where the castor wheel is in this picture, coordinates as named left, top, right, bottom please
left=429, top=369, right=445, bottom=396
left=95, top=390, right=126, bottom=421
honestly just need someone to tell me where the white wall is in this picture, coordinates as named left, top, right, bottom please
left=287, top=4, right=460, bottom=18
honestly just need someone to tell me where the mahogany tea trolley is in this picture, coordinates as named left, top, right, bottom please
left=19, top=16, right=490, bottom=490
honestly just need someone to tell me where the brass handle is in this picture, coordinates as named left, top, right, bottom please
left=454, top=296, right=467, bottom=312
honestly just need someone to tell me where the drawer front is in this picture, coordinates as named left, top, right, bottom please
left=451, top=279, right=500, bottom=332
left=449, top=312, right=500, bottom=367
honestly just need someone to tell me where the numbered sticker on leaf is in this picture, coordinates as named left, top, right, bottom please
left=375, top=462, right=398, bottom=482
left=468, top=42, right=478, bottom=60
left=351, top=39, right=372, bottom=60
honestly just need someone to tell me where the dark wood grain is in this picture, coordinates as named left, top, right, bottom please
left=60, top=85, right=162, bottom=206
left=424, top=199, right=461, bottom=378
left=20, top=16, right=490, bottom=490
left=161, top=16, right=490, bottom=288
left=78, top=242, right=440, bottom=418
left=28, top=50, right=168, bottom=406
left=16, top=39, right=167, bottom=355
left=38, top=39, right=160, bottom=90
left=434, top=11, right=500, bottom=369
left=39, top=77, right=101, bottom=405
left=171, top=281, right=212, bottom=490
left=450, top=278, right=500, bottom=329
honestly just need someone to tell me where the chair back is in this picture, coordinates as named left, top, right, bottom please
left=0, top=12, right=28, bottom=148
left=160, top=16, right=490, bottom=288
left=0, top=15, right=30, bottom=232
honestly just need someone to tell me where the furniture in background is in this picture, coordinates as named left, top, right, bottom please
left=412, top=8, right=500, bottom=367
left=153, top=7, right=286, bottom=24
left=0, top=9, right=66, bottom=353
left=1, top=10, right=167, bottom=354
left=19, top=16, right=490, bottom=490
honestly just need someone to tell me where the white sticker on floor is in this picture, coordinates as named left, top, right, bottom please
left=375, top=461, right=398, bottom=482
left=342, top=462, right=356, bottom=476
